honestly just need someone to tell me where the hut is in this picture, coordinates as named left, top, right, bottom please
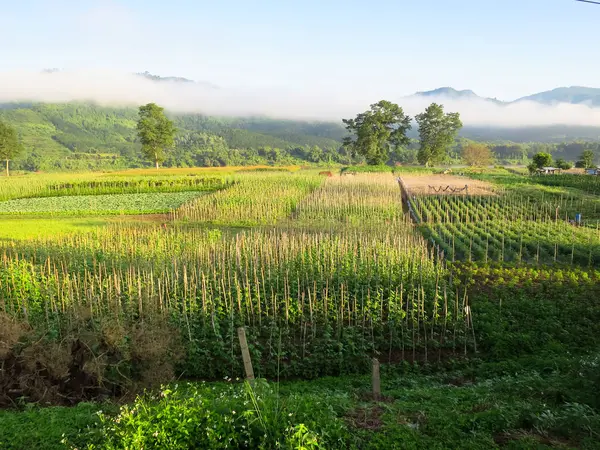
left=536, top=167, right=561, bottom=175
left=586, top=167, right=600, bottom=176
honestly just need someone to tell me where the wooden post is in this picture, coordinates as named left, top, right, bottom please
left=237, top=327, right=255, bottom=380
left=372, top=358, right=381, bottom=400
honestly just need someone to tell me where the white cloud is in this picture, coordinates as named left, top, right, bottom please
left=1, top=69, right=600, bottom=127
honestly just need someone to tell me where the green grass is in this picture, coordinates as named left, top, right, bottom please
left=0, top=402, right=116, bottom=450
left=0, top=218, right=110, bottom=240
left=0, top=192, right=205, bottom=216
left=2, top=363, right=599, bottom=449
left=0, top=216, right=171, bottom=240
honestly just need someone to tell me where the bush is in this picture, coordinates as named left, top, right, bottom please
left=555, top=159, right=573, bottom=170
left=63, top=380, right=351, bottom=449
left=340, top=165, right=393, bottom=174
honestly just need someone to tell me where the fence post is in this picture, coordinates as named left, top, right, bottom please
left=372, top=358, right=381, bottom=400
left=237, top=327, right=255, bottom=380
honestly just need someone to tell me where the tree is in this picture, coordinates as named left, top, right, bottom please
left=555, top=158, right=572, bottom=170
left=416, top=103, right=462, bottom=166
left=136, top=103, right=176, bottom=169
left=532, top=152, right=552, bottom=169
left=0, top=121, right=22, bottom=176
left=342, top=100, right=412, bottom=165
left=461, top=142, right=493, bottom=166
left=580, top=149, right=596, bottom=169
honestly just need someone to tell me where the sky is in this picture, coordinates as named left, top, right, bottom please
left=1, top=0, right=599, bottom=125
left=1, top=0, right=597, bottom=101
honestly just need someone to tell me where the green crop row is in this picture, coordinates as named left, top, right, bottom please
left=412, top=193, right=600, bottom=267
left=0, top=192, right=206, bottom=216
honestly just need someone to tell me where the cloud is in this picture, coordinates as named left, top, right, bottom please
left=1, top=69, right=600, bottom=127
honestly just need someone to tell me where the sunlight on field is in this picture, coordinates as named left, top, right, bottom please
left=0, top=218, right=109, bottom=239
left=109, top=165, right=302, bottom=177
left=0, top=215, right=168, bottom=240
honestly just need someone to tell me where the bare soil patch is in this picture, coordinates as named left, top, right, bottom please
left=400, top=174, right=496, bottom=195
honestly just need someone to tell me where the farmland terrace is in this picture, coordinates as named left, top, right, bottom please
left=0, top=167, right=599, bottom=449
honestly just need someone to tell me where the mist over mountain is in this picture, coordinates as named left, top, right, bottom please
left=2, top=69, right=600, bottom=128
left=413, top=87, right=504, bottom=105
left=2, top=70, right=600, bottom=172
left=413, top=86, right=600, bottom=108
left=514, top=87, right=600, bottom=107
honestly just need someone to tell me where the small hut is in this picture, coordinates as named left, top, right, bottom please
left=586, top=167, right=600, bottom=176
left=536, top=167, right=560, bottom=175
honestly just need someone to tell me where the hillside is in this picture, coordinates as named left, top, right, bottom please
left=0, top=103, right=348, bottom=170
left=515, top=86, right=600, bottom=106
left=3, top=83, right=600, bottom=171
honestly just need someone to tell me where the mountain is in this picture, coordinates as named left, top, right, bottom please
left=514, top=86, right=600, bottom=107
left=416, top=86, right=600, bottom=107
left=137, top=71, right=195, bottom=83
left=413, top=87, right=504, bottom=104
left=136, top=71, right=219, bottom=90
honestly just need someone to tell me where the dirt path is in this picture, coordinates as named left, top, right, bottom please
left=400, top=174, right=496, bottom=195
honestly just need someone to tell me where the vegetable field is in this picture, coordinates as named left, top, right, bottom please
left=0, top=191, right=207, bottom=215
left=2, top=168, right=600, bottom=449
left=412, top=194, right=600, bottom=265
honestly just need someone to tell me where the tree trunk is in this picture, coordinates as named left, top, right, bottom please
left=155, top=160, right=159, bottom=169
left=5, top=160, right=8, bottom=177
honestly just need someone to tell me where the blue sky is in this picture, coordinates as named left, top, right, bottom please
left=1, top=0, right=597, bottom=101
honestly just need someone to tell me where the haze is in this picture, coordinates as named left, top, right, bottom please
left=3, top=70, right=600, bottom=127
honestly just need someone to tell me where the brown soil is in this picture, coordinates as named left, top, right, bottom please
left=400, top=174, right=496, bottom=195
left=345, top=405, right=386, bottom=430
left=493, top=430, right=576, bottom=448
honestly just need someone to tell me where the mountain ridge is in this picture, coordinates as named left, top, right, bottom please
left=414, top=86, right=600, bottom=106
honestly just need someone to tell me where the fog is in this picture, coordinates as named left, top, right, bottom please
left=1, top=70, right=600, bottom=127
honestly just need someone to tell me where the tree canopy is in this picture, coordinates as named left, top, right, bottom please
left=461, top=142, right=493, bottom=167
left=416, top=103, right=462, bottom=166
left=137, top=103, right=177, bottom=169
left=555, top=158, right=572, bottom=170
left=342, top=100, right=412, bottom=165
left=0, top=120, right=22, bottom=176
left=532, top=152, right=553, bottom=169
left=579, top=149, right=596, bottom=169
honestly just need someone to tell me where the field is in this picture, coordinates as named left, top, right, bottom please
left=401, top=173, right=496, bottom=195
left=1, top=168, right=600, bottom=449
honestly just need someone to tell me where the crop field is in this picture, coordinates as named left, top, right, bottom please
left=412, top=193, right=600, bottom=265
left=0, top=191, right=207, bottom=215
left=1, top=169, right=600, bottom=449
left=400, top=173, right=496, bottom=195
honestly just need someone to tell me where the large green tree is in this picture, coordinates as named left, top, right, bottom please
left=342, top=100, right=412, bottom=165
left=0, top=121, right=22, bottom=176
left=532, top=152, right=553, bottom=168
left=580, top=149, right=596, bottom=169
left=416, top=103, right=462, bottom=166
left=136, top=103, right=176, bottom=169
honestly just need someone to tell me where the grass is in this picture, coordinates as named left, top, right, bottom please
left=2, top=362, right=599, bottom=449
left=0, top=218, right=110, bottom=240
left=0, top=402, right=115, bottom=450
left=0, top=191, right=206, bottom=215
left=0, top=216, right=168, bottom=240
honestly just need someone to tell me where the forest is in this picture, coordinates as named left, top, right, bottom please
left=1, top=102, right=599, bottom=172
